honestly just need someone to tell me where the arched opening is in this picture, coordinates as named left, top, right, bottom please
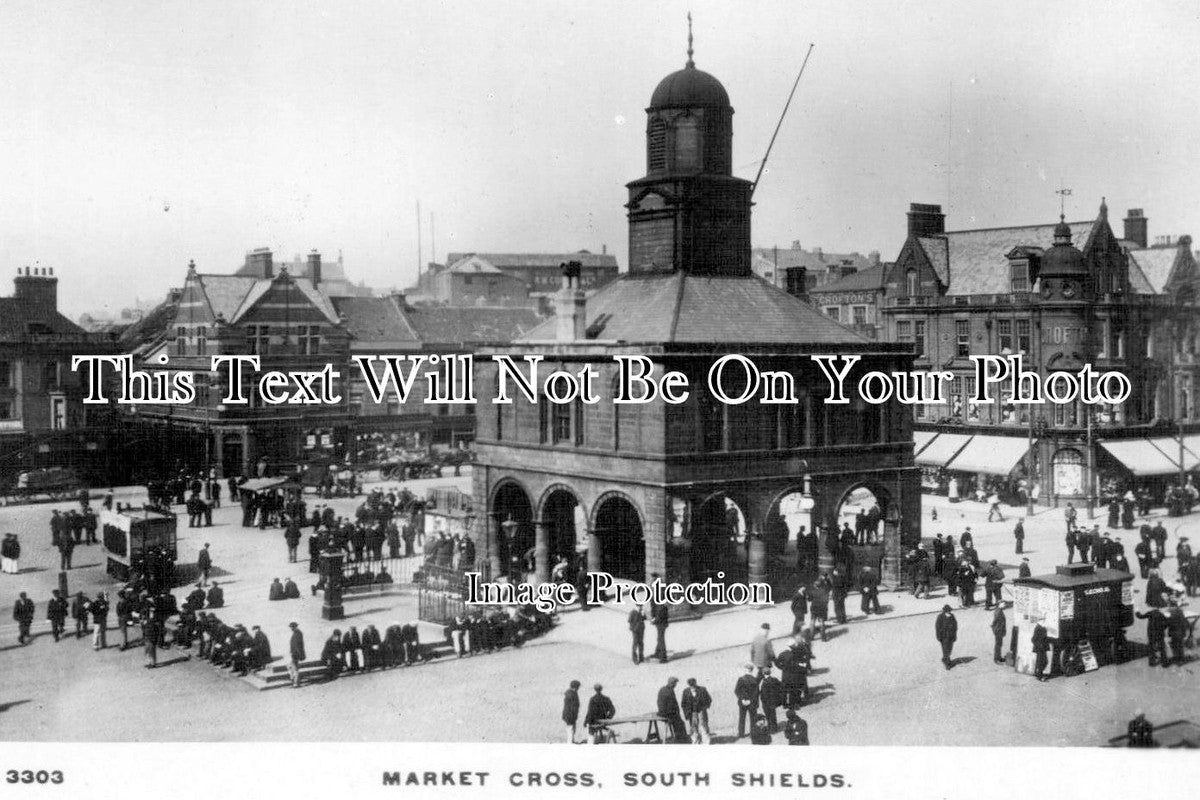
left=541, top=488, right=582, bottom=568
left=767, top=487, right=818, bottom=586
left=834, top=485, right=887, bottom=546
left=594, top=495, right=644, bottom=582
left=492, top=481, right=534, bottom=579
left=1052, top=448, right=1085, bottom=497
left=690, top=494, right=748, bottom=585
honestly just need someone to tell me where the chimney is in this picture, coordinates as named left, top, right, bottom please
left=244, top=247, right=274, bottom=278
left=14, top=266, right=59, bottom=311
left=307, top=250, right=322, bottom=286
left=601, top=243, right=607, bottom=255
left=907, top=203, right=945, bottom=237
left=1124, top=209, right=1148, bottom=249
left=870, top=250, right=881, bottom=265
left=791, top=240, right=802, bottom=250
left=785, top=266, right=808, bottom=299
left=555, top=261, right=587, bottom=341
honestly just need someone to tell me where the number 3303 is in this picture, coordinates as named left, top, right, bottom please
left=6, top=770, right=64, bottom=784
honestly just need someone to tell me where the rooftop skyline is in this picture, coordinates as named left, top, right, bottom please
left=2, top=0, right=1198, bottom=316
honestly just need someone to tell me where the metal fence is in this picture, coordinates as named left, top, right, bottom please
left=417, top=564, right=468, bottom=625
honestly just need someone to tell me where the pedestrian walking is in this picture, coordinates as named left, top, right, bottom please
left=935, top=605, right=957, bottom=670
left=13, top=592, right=34, bottom=645
left=758, top=667, right=784, bottom=733
left=681, top=678, right=712, bottom=744
left=750, top=623, right=775, bottom=675
left=562, top=680, right=581, bottom=743
left=627, top=605, right=645, bottom=664
left=46, top=590, right=68, bottom=641
left=991, top=606, right=1007, bottom=664
left=987, top=493, right=1004, bottom=522
left=71, top=591, right=90, bottom=638
left=90, top=591, right=110, bottom=650
left=197, top=543, right=212, bottom=586
left=287, top=622, right=305, bottom=688
left=1032, top=621, right=1050, bottom=681
left=1014, top=518, right=1025, bottom=554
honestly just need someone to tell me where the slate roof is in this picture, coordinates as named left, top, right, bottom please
left=443, top=252, right=618, bottom=270
left=403, top=306, right=545, bottom=345
left=519, top=272, right=871, bottom=345
left=939, top=220, right=1096, bottom=295
left=0, top=299, right=86, bottom=339
left=196, top=274, right=339, bottom=324
left=1126, top=247, right=1180, bottom=294
left=445, top=257, right=505, bottom=275
left=331, top=297, right=419, bottom=346
left=809, top=263, right=886, bottom=294
left=751, top=247, right=877, bottom=275
left=916, top=237, right=949, bottom=285
left=118, top=291, right=180, bottom=354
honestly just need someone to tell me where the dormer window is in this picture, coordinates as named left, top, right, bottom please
left=1010, top=262, right=1029, bottom=292
left=906, top=269, right=918, bottom=296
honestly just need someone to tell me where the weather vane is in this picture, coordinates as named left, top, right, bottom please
left=1056, top=184, right=1073, bottom=220
left=686, top=12, right=694, bottom=67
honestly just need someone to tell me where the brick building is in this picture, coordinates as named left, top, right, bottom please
left=471, top=46, right=920, bottom=595
left=879, top=201, right=1200, bottom=506
left=415, top=251, right=618, bottom=305
left=0, top=267, right=118, bottom=488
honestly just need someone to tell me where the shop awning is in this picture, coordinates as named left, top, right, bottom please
left=915, top=433, right=972, bottom=467
left=913, top=430, right=938, bottom=456
left=1099, top=439, right=1181, bottom=476
left=1179, top=435, right=1200, bottom=470
left=946, top=435, right=1036, bottom=476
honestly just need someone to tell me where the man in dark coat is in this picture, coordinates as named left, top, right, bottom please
left=1134, top=536, right=1152, bottom=579
left=284, top=622, right=304, bottom=687
left=1166, top=605, right=1188, bottom=666
left=627, top=605, right=645, bottom=664
left=584, top=684, right=615, bottom=744
left=206, top=582, right=225, bottom=608
left=89, top=592, right=110, bottom=650
left=859, top=564, right=881, bottom=615
left=656, top=677, right=689, bottom=743
left=1145, top=570, right=1169, bottom=608
left=321, top=630, right=343, bottom=678
left=13, top=592, right=35, bottom=645
left=342, top=626, right=363, bottom=671
left=935, top=605, right=957, bottom=669
left=71, top=591, right=90, bottom=638
left=562, top=680, right=581, bottom=744
left=283, top=577, right=300, bottom=599
left=932, top=534, right=946, bottom=576
left=991, top=606, right=1007, bottom=664
left=829, top=566, right=849, bottom=624
left=1013, top=518, right=1025, bottom=554
left=1065, top=527, right=1078, bottom=565
left=1136, top=607, right=1168, bottom=667
left=790, top=587, right=809, bottom=634
left=269, top=578, right=285, bottom=601
left=774, top=637, right=810, bottom=708
left=1018, top=558, right=1031, bottom=579
left=758, top=667, right=784, bottom=733
left=983, top=560, right=1004, bottom=610
left=58, top=533, right=75, bottom=571
left=956, top=561, right=977, bottom=607
left=734, top=664, right=759, bottom=739
left=250, top=625, right=271, bottom=671
left=197, top=544, right=212, bottom=587
left=46, top=590, right=68, bottom=641
left=1032, top=621, right=1050, bottom=681
left=1151, top=522, right=1167, bottom=561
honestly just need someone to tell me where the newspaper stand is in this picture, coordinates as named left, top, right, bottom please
left=100, top=506, right=178, bottom=583
left=1011, top=562, right=1134, bottom=677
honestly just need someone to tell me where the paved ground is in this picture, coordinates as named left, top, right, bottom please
left=0, top=478, right=1196, bottom=745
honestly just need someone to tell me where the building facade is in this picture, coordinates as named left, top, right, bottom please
left=879, top=201, right=1200, bottom=506
left=472, top=47, right=920, bottom=596
left=0, top=268, right=119, bottom=488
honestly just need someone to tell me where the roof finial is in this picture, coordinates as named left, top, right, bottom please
left=1056, top=184, right=1072, bottom=219
left=686, top=12, right=694, bottom=68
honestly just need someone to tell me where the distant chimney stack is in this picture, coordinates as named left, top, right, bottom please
left=908, top=203, right=945, bottom=237
left=870, top=250, right=881, bottom=265
left=14, top=266, right=59, bottom=311
left=791, top=240, right=802, bottom=250
left=307, top=250, right=322, bottom=286
left=1124, top=208, right=1148, bottom=249
left=555, top=261, right=587, bottom=341
left=244, top=247, right=274, bottom=278
left=602, top=243, right=607, bottom=255
left=784, top=266, right=808, bottom=299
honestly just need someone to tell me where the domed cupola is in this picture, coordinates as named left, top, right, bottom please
left=625, top=17, right=753, bottom=277
left=643, top=16, right=733, bottom=177
left=1038, top=215, right=1090, bottom=302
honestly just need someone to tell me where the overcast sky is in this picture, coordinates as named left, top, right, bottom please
left=2, top=0, right=1198, bottom=317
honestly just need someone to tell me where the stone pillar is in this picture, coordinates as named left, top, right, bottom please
left=212, top=430, right=224, bottom=479
left=587, top=529, right=602, bottom=574
left=240, top=429, right=252, bottom=478
left=319, top=550, right=345, bottom=621
left=534, top=522, right=550, bottom=584
left=881, top=513, right=902, bottom=588
left=487, top=516, right=502, bottom=581
left=747, top=534, right=767, bottom=589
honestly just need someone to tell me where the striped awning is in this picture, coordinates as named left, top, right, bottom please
left=915, top=433, right=972, bottom=467
left=1099, top=439, right=1182, bottom=476
left=913, top=430, right=938, bottom=456
left=946, top=435, right=1035, bottom=476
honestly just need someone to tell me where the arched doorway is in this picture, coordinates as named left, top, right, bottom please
left=769, top=487, right=817, bottom=585
left=492, top=481, right=534, bottom=578
left=690, top=494, right=748, bottom=584
left=1053, top=448, right=1085, bottom=497
left=594, top=495, right=644, bottom=581
left=541, top=488, right=581, bottom=568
